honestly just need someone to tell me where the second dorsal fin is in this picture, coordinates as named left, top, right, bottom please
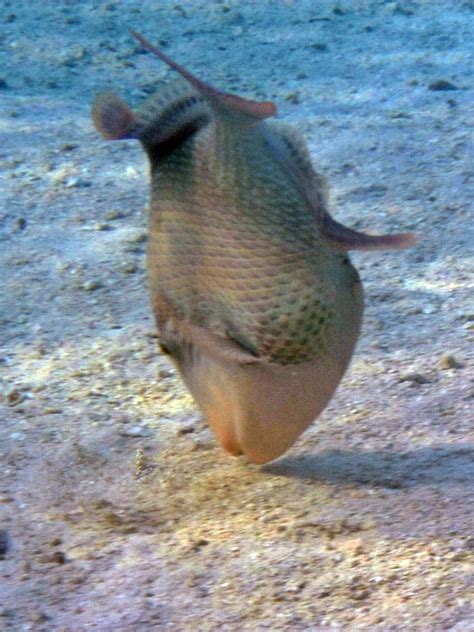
left=131, top=30, right=276, bottom=122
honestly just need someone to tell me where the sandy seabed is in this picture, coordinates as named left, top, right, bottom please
left=1, top=1, right=473, bottom=630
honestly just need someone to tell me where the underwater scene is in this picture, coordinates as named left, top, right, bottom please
left=1, top=1, right=473, bottom=629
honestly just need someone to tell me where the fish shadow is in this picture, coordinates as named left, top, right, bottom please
left=263, top=444, right=474, bottom=489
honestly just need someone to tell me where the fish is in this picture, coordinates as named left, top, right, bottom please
left=92, top=32, right=416, bottom=464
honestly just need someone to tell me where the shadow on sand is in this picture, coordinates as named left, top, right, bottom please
left=263, top=444, right=474, bottom=489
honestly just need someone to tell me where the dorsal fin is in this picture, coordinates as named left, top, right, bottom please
left=130, top=30, right=276, bottom=122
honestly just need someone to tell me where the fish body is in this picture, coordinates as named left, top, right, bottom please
left=93, top=33, right=415, bottom=464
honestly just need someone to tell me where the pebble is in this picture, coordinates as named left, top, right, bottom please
left=65, top=177, right=91, bottom=188
left=60, top=143, right=78, bottom=152
left=6, top=389, right=25, bottom=406
left=399, top=372, right=433, bottom=384
left=0, top=530, right=10, bottom=559
left=438, top=353, right=464, bottom=370
left=311, top=42, right=328, bottom=52
left=390, top=2, right=415, bottom=15
left=220, top=10, right=244, bottom=26
left=352, top=588, right=371, bottom=601
left=126, top=230, right=147, bottom=244
left=177, top=425, right=195, bottom=435
left=81, top=222, right=111, bottom=232
left=338, top=537, right=365, bottom=556
left=118, top=228, right=148, bottom=252
left=50, top=166, right=75, bottom=186
left=10, top=432, right=26, bottom=440
left=29, top=611, right=51, bottom=624
left=284, top=91, right=301, bottom=104
left=105, top=210, right=125, bottom=221
left=50, top=551, right=67, bottom=564
left=121, top=425, right=150, bottom=437
left=428, top=79, right=459, bottom=91
left=82, top=280, right=102, bottom=292
left=157, top=367, right=175, bottom=378
left=121, top=262, right=138, bottom=274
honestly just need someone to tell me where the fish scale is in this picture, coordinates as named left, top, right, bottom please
left=148, top=119, right=335, bottom=363
left=92, top=32, right=415, bottom=464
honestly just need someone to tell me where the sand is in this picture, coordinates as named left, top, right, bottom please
left=1, top=1, right=473, bottom=630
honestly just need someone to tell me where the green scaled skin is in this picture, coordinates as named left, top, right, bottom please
left=92, top=33, right=416, bottom=464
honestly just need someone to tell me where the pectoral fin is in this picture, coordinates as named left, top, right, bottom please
left=322, top=213, right=417, bottom=251
left=298, top=151, right=416, bottom=251
left=92, top=92, right=138, bottom=140
left=264, top=123, right=416, bottom=251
